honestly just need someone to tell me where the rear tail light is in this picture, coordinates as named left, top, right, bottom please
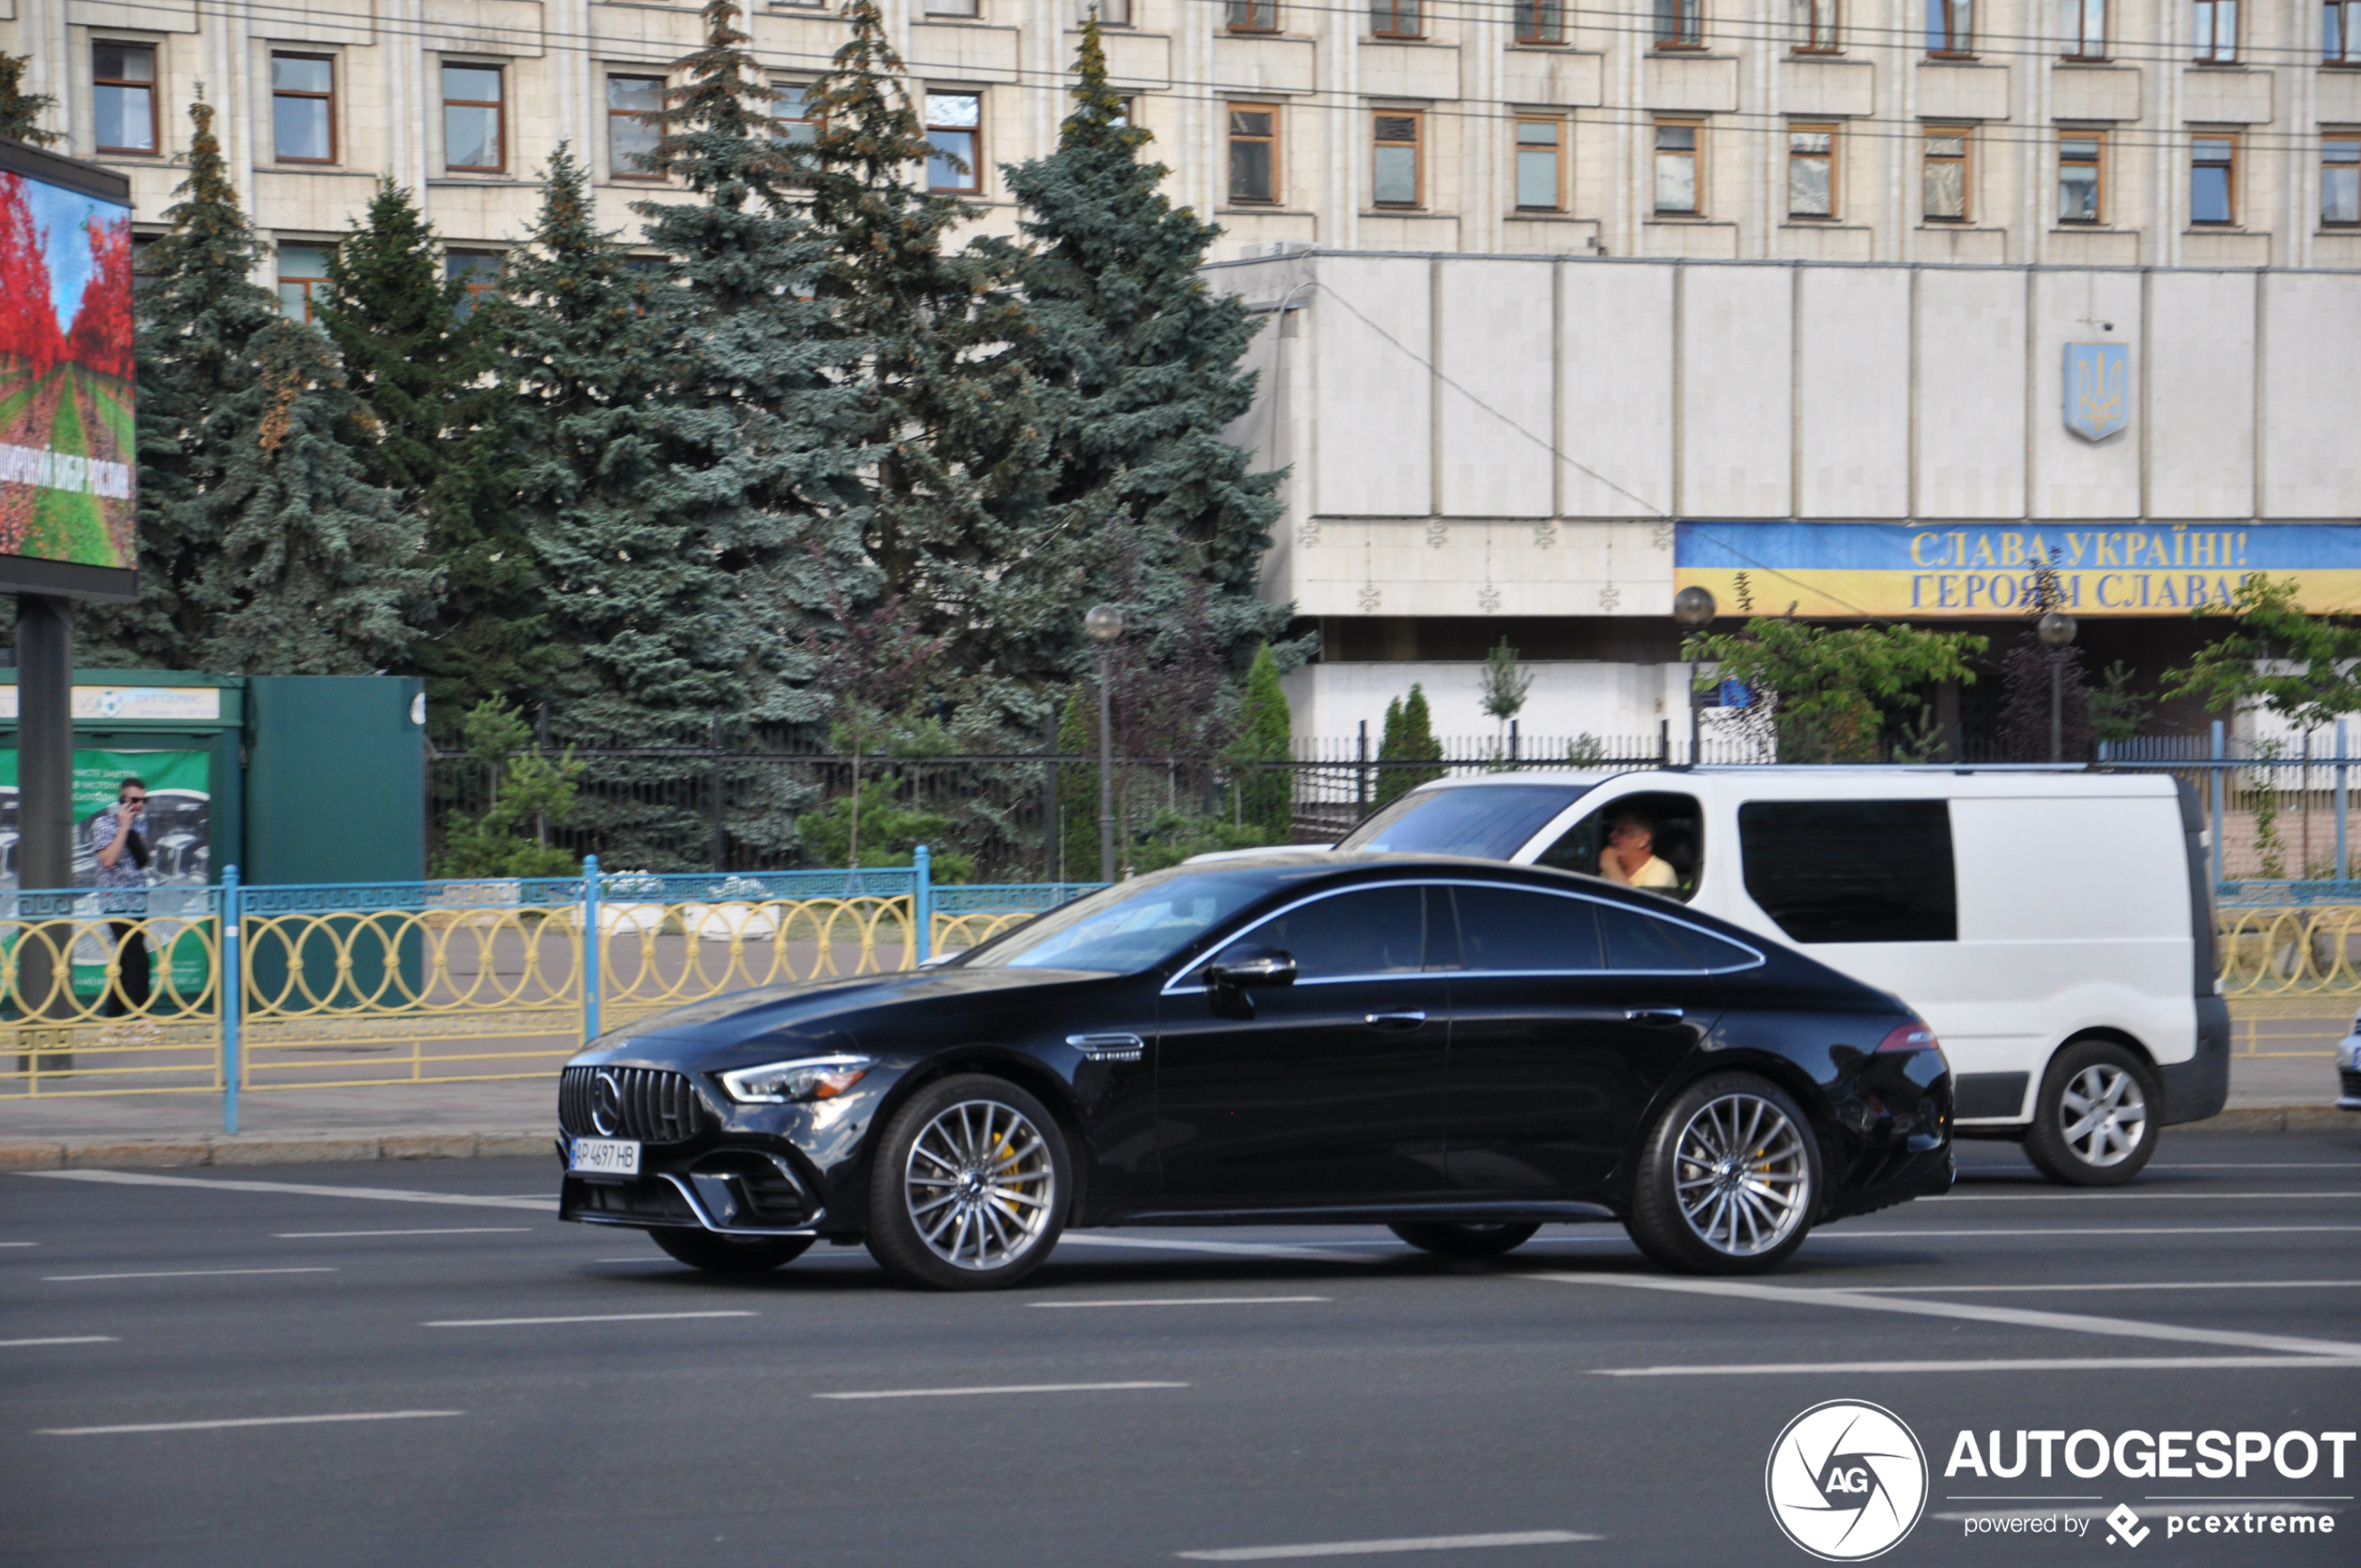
left=1876, top=1021, right=1940, bottom=1054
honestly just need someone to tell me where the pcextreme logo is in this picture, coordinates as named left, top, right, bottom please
left=1766, top=1400, right=1931, bottom=1561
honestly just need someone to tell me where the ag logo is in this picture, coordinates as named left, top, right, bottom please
left=1765, top=1400, right=1929, bottom=1561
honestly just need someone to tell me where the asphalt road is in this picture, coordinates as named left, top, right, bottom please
left=5, top=1130, right=2359, bottom=1568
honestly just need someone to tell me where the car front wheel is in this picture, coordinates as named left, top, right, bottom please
left=865, top=1074, right=1070, bottom=1291
left=2023, top=1040, right=2158, bottom=1186
left=1627, top=1074, right=1821, bottom=1274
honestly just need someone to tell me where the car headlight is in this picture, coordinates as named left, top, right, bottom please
left=718, top=1054, right=876, bottom=1105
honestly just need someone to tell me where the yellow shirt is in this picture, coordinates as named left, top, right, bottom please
left=1628, top=853, right=1680, bottom=891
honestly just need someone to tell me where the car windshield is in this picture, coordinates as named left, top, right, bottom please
left=959, top=868, right=1296, bottom=973
left=1336, top=783, right=1593, bottom=860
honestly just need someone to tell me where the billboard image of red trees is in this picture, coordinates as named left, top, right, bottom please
left=0, top=168, right=136, bottom=571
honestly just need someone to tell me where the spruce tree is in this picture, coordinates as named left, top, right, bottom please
left=995, top=21, right=1293, bottom=691
left=1227, top=641, right=1292, bottom=840
left=88, top=100, right=428, bottom=672
left=320, top=183, right=541, bottom=709
left=800, top=1, right=1049, bottom=741
left=0, top=53, right=59, bottom=146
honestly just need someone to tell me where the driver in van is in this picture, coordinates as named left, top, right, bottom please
left=1598, top=810, right=1681, bottom=893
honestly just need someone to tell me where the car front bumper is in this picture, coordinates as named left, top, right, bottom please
left=2339, top=1035, right=2361, bottom=1113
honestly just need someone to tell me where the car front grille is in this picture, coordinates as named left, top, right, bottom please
left=560, top=1066, right=707, bottom=1144
left=2341, top=1068, right=2361, bottom=1100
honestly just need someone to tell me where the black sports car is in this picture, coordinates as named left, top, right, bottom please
left=556, top=854, right=1953, bottom=1288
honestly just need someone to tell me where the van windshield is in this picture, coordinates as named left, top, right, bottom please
left=1337, top=784, right=1593, bottom=861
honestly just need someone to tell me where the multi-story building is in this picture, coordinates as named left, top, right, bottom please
left=8, top=0, right=2361, bottom=744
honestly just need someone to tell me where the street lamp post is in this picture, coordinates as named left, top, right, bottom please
left=2038, top=610, right=2078, bottom=763
left=1673, top=586, right=1718, bottom=767
left=1084, top=604, right=1126, bottom=882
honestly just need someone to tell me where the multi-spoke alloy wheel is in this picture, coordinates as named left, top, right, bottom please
left=867, top=1074, right=1069, bottom=1290
left=904, top=1100, right=1057, bottom=1271
left=1671, top=1093, right=1810, bottom=1258
left=1628, top=1074, right=1821, bottom=1274
left=2025, top=1040, right=2159, bottom=1187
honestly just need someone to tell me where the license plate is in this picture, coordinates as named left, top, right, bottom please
left=568, top=1138, right=640, bottom=1177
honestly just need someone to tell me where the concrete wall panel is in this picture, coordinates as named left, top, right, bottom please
left=2147, top=270, right=2255, bottom=519
left=1916, top=268, right=2025, bottom=519
left=1681, top=267, right=1792, bottom=519
left=1560, top=264, right=1672, bottom=519
left=1439, top=260, right=1555, bottom=519
left=2032, top=270, right=2143, bottom=520
left=2262, top=272, right=2361, bottom=519
left=1799, top=267, right=1908, bottom=519
left=1312, top=256, right=1432, bottom=518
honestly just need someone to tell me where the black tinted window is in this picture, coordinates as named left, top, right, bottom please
left=1448, top=886, right=1603, bottom=972
left=1337, top=784, right=1589, bottom=859
left=1597, top=903, right=1702, bottom=971
left=1220, top=885, right=1432, bottom=980
left=1737, top=799, right=1957, bottom=943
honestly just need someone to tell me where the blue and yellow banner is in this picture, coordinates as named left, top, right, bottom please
left=1675, top=522, right=2361, bottom=619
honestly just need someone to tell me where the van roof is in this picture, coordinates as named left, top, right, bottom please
left=1405, top=766, right=2182, bottom=798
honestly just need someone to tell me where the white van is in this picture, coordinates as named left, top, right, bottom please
left=1244, top=768, right=2229, bottom=1185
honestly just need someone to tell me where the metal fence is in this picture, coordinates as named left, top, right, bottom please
left=0, top=857, right=1101, bottom=1123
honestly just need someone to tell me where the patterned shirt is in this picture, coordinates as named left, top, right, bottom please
left=92, top=809, right=150, bottom=904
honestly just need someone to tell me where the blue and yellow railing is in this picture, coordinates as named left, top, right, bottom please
left=0, top=853, right=1103, bottom=1126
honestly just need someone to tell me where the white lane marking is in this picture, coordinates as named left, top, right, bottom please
left=1594, top=1356, right=2361, bottom=1377
left=0, top=1337, right=119, bottom=1348
left=44, top=1268, right=336, bottom=1283
left=1934, top=1190, right=2361, bottom=1202
left=275, top=1228, right=534, bottom=1238
left=1176, top=1531, right=1602, bottom=1561
left=815, top=1380, right=1188, bottom=1401
left=21, top=1170, right=556, bottom=1212
left=39, top=1410, right=462, bottom=1437
left=424, top=1311, right=757, bottom=1327
left=0, top=1241, right=39, bottom=1247
left=1058, top=1235, right=1386, bottom=1264
left=1813, top=1224, right=2361, bottom=1240
left=2149, top=1163, right=2361, bottom=1170
left=1850, top=1279, right=2361, bottom=1296
left=1526, top=1273, right=2361, bottom=1359
left=1031, top=1296, right=1332, bottom=1310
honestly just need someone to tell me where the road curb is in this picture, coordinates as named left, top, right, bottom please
left=2179, top=1104, right=2356, bottom=1135
left=0, top=1131, right=555, bottom=1171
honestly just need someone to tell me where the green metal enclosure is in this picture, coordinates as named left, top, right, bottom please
left=243, top=676, right=427, bottom=887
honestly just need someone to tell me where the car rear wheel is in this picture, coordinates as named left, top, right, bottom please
left=1389, top=1221, right=1542, bottom=1259
left=865, top=1074, right=1070, bottom=1291
left=2023, top=1040, right=2158, bottom=1187
left=1627, top=1074, right=1820, bottom=1274
left=648, top=1227, right=813, bottom=1274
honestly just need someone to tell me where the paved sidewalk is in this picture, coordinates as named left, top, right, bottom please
left=0, top=1053, right=2347, bottom=1170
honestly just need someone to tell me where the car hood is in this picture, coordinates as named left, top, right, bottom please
left=569, top=965, right=1117, bottom=1070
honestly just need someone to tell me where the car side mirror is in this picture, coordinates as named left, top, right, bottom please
left=1206, top=948, right=1298, bottom=989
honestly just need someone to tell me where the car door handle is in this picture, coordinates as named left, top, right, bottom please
left=1625, top=1007, right=1686, bottom=1026
left=1365, top=1010, right=1428, bottom=1030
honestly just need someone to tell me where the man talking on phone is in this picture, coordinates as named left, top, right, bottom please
left=92, top=777, right=152, bottom=1017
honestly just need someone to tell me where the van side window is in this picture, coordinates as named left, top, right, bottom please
left=1447, top=886, right=1604, bottom=972
left=1736, top=800, right=1957, bottom=943
left=1533, top=789, right=1704, bottom=903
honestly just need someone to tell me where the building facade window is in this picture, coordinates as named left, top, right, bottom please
left=1791, top=0, right=1839, bottom=51
left=1655, top=0, right=1704, bottom=46
left=1787, top=125, right=1835, bottom=217
left=1371, top=0, right=1422, bottom=37
left=1372, top=112, right=1420, bottom=206
left=443, top=64, right=506, bottom=173
left=607, top=75, right=665, bottom=178
left=772, top=83, right=820, bottom=151
left=446, top=252, right=502, bottom=321
left=276, top=244, right=332, bottom=323
left=1227, top=0, right=1281, bottom=31
left=2190, top=134, right=2236, bottom=224
left=2326, top=136, right=2361, bottom=223
left=92, top=44, right=157, bottom=154
left=1927, top=0, right=1972, bottom=54
left=1923, top=127, right=1970, bottom=219
left=2194, top=0, right=2236, bottom=60
left=1515, top=0, right=1567, bottom=43
left=2328, top=0, right=2356, bottom=60
left=925, top=93, right=981, bottom=192
left=1228, top=105, right=1278, bottom=203
left=1515, top=117, right=1563, bottom=210
left=1091, top=0, right=1133, bottom=22
left=270, top=55, right=335, bottom=164
left=924, top=0, right=981, bottom=17
left=2064, top=0, right=2105, bottom=58
left=2059, top=131, right=2104, bottom=222
left=1655, top=121, right=1700, bottom=214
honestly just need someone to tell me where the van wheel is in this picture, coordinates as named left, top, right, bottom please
left=2024, top=1040, right=2158, bottom=1186
left=649, top=1228, right=813, bottom=1274
left=865, top=1074, right=1070, bottom=1290
left=1389, top=1221, right=1541, bottom=1259
left=1626, top=1074, right=1820, bottom=1274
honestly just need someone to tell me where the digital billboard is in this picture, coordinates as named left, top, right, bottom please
left=0, top=138, right=135, bottom=602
